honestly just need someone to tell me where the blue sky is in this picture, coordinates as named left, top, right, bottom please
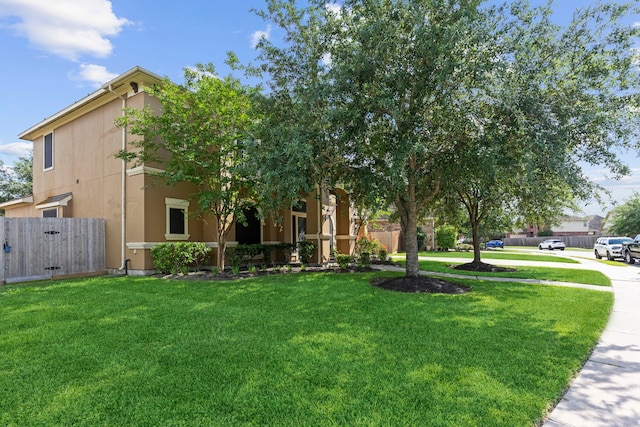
left=0, top=0, right=638, bottom=216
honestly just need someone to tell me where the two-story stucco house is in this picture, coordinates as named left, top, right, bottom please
left=0, top=66, right=356, bottom=274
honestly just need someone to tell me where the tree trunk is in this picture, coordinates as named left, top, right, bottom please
left=217, top=238, right=226, bottom=271
left=471, top=216, right=481, bottom=264
left=399, top=165, right=420, bottom=277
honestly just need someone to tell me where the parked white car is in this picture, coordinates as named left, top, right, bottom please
left=538, top=239, right=566, bottom=251
left=594, top=236, right=634, bottom=261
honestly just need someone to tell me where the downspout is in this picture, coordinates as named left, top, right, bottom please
left=107, top=85, right=127, bottom=272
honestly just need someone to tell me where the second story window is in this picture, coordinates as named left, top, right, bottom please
left=44, top=132, right=53, bottom=171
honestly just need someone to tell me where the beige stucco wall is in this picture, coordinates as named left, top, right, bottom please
left=6, top=75, right=357, bottom=272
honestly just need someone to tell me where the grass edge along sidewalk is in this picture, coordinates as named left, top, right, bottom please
left=0, top=273, right=612, bottom=426
left=391, top=255, right=611, bottom=287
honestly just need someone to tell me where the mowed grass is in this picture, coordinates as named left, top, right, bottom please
left=0, top=273, right=612, bottom=426
left=415, top=251, right=579, bottom=263
left=391, top=259, right=611, bottom=287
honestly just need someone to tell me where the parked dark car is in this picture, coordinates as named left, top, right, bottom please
left=485, top=240, right=504, bottom=249
left=622, top=234, right=640, bottom=264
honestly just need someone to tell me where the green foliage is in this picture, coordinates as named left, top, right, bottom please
left=116, top=62, right=259, bottom=271
left=435, top=225, right=457, bottom=251
left=538, top=229, right=554, bottom=237
left=296, top=241, right=315, bottom=264
left=151, top=242, right=211, bottom=274
left=335, top=253, right=352, bottom=269
left=226, top=243, right=295, bottom=269
left=354, top=236, right=384, bottom=259
left=0, top=155, right=33, bottom=215
left=378, top=248, right=388, bottom=261
left=416, top=228, right=426, bottom=250
left=608, top=193, right=640, bottom=237
left=360, top=252, right=371, bottom=268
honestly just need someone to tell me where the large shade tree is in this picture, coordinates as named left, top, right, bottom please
left=607, top=193, right=640, bottom=237
left=438, top=0, right=640, bottom=267
left=116, top=63, right=258, bottom=270
left=253, top=0, right=640, bottom=276
left=254, top=0, right=496, bottom=276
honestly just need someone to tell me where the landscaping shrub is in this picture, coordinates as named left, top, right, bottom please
left=378, top=247, right=388, bottom=261
left=297, top=241, right=316, bottom=264
left=336, top=253, right=352, bottom=269
left=456, top=243, right=473, bottom=252
left=354, top=236, right=384, bottom=259
left=227, top=244, right=264, bottom=269
left=435, top=225, right=457, bottom=251
left=151, top=242, right=211, bottom=274
left=360, top=252, right=371, bottom=268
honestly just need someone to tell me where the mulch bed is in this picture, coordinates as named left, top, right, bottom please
left=160, top=262, right=472, bottom=295
left=370, top=276, right=472, bottom=294
left=453, top=262, right=515, bottom=273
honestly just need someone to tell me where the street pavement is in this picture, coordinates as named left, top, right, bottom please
left=381, top=250, right=640, bottom=426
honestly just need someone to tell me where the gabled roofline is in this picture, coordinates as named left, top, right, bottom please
left=18, top=66, right=164, bottom=141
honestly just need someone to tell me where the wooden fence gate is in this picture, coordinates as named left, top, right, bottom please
left=1, top=217, right=105, bottom=284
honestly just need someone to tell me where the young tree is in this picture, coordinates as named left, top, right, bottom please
left=116, top=63, right=258, bottom=270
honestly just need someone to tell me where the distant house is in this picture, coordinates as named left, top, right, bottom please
left=0, top=66, right=357, bottom=274
left=507, top=215, right=604, bottom=238
left=551, top=215, right=603, bottom=236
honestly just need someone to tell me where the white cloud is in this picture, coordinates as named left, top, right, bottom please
left=325, top=3, right=341, bottom=16
left=69, top=63, right=118, bottom=87
left=250, top=24, right=271, bottom=49
left=0, top=0, right=130, bottom=60
left=0, top=141, right=32, bottom=157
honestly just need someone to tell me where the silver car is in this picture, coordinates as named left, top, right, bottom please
left=594, top=236, right=633, bottom=261
left=538, top=239, right=566, bottom=251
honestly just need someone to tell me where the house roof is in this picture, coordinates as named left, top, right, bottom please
left=35, top=192, right=73, bottom=210
left=19, top=66, right=163, bottom=141
left=0, top=195, right=34, bottom=209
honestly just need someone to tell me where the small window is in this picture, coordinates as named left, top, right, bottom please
left=42, top=208, right=58, bottom=218
left=165, top=198, right=190, bottom=240
left=44, top=133, right=53, bottom=170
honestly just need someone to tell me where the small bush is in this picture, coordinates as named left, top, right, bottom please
left=336, top=254, right=352, bottom=269
left=435, top=225, right=457, bottom=251
left=297, top=241, right=316, bottom=264
left=360, top=252, right=371, bottom=268
left=378, top=248, right=388, bottom=261
left=151, top=242, right=211, bottom=274
left=354, top=236, right=384, bottom=258
left=456, top=243, right=473, bottom=252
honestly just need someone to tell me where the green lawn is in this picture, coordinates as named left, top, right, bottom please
left=414, top=251, right=579, bottom=263
left=0, top=273, right=612, bottom=426
left=391, top=259, right=611, bottom=287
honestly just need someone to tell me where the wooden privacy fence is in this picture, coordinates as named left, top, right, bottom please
left=369, top=230, right=402, bottom=254
left=1, top=217, right=105, bottom=284
left=504, top=235, right=599, bottom=249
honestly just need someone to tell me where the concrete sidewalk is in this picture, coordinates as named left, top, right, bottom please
left=381, top=254, right=640, bottom=426
left=543, top=261, right=640, bottom=427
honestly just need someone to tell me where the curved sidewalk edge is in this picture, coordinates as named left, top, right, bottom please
left=373, top=263, right=612, bottom=292
left=374, top=262, right=640, bottom=426
left=543, top=274, right=640, bottom=427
